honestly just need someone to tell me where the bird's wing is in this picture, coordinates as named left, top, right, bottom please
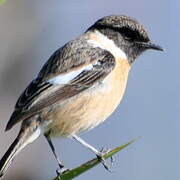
left=6, top=41, right=115, bottom=131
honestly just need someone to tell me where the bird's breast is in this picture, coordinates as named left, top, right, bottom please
left=46, top=58, right=131, bottom=137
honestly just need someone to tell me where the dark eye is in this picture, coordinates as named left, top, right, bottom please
left=119, top=27, right=138, bottom=41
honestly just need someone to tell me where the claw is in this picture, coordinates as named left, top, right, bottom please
left=110, top=155, right=115, bottom=164
left=56, top=167, right=69, bottom=177
left=96, top=147, right=114, bottom=172
left=97, top=156, right=112, bottom=172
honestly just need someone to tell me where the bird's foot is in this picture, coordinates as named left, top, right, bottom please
left=96, top=147, right=114, bottom=172
left=56, top=164, right=69, bottom=177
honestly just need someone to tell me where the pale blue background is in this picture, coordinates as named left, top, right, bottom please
left=0, top=0, right=179, bottom=180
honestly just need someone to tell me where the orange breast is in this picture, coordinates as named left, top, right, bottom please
left=47, top=58, right=131, bottom=137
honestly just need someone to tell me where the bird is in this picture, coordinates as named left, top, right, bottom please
left=0, top=15, right=163, bottom=178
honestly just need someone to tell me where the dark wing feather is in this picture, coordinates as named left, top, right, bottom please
left=6, top=42, right=115, bottom=131
left=38, top=39, right=105, bottom=81
left=6, top=79, right=52, bottom=130
left=28, top=54, right=115, bottom=114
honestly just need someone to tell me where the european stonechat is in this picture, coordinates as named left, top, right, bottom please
left=0, top=15, right=163, bottom=178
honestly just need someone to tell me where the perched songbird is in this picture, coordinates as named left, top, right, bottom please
left=0, top=15, right=163, bottom=178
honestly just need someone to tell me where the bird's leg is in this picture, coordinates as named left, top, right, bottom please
left=72, top=134, right=113, bottom=171
left=44, top=133, right=68, bottom=175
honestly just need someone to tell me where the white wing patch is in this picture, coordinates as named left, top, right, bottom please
left=48, top=64, right=93, bottom=85
left=88, top=30, right=127, bottom=60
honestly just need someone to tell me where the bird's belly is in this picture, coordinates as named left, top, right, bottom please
left=46, top=59, right=130, bottom=137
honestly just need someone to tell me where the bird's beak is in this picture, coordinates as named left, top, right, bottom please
left=139, top=42, right=164, bottom=51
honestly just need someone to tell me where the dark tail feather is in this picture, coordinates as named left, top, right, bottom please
left=0, top=127, right=41, bottom=178
left=0, top=136, right=21, bottom=178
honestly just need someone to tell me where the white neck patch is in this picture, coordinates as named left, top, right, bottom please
left=88, top=30, right=127, bottom=60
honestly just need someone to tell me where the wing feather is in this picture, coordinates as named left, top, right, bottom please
left=6, top=41, right=115, bottom=131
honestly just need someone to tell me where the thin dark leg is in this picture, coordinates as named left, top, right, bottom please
left=44, top=134, right=64, bottom=170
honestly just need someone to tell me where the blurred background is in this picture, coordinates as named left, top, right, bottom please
left=0, top=0, right=179, bottom=179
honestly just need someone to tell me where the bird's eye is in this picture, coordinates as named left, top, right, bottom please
left=119, top=28, right=138, bottom=41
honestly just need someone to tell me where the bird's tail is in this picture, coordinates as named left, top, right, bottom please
left=0, top=126, right=41, bottom=178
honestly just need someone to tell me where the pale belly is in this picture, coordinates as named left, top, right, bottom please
left=46, top=59, right=131, bottom=137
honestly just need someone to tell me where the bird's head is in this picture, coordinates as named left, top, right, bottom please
left=88, top=15, right=163, bottom=63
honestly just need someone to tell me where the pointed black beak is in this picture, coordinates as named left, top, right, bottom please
left=136, top=42, right=164, bottom=51
left=145, top=42, right=164, bottom=51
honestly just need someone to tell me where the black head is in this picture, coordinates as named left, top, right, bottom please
left=88, top=15, right=163, bottom=63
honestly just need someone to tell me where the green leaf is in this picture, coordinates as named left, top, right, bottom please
left=53, top=139, right=136, bottom=180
